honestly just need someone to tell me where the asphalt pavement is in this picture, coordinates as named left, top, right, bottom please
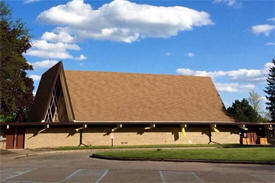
left=0, top=151, right=274, bottom=183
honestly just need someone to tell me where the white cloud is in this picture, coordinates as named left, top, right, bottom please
left=31, top=60, right=58, bottom=68
left=176, top=62, right=273, bottom=83
left=37, top=0, right=213, bottom=43
left=26, top=40, right=80, bottom=59
left=31, top=40, right=80, bottom=51
left=30, top=75, right=41, bottom=81
left=165, top=52, right=171, bottom=56
left=75, top=54, right=87, bottom=60
left=267, top=17, right=275, bottom=22
left=215, top=83, right=255, bottom=93
left=266, top=42, right=275, bottom=46
left=24, top=0, right=40, bottom=4
left=260, top=96, right=268, bottom=103
left=251, top=24, right=275, bottom=36
left=186, top=52, right=195, bottom=57
left=41, top=29, right=75, bottom=43
left=213, top=0, right=238, bottom=7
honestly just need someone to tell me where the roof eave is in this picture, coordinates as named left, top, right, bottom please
left=1, top=121, right=274, bottom=127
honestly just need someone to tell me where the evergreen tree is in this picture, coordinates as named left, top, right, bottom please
left=0, top=2, right=34, bottom=122
left=265, top=59, right=275, bottom=122
left=227, top=99, right=260, bottom=122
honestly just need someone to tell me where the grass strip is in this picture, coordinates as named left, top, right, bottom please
left=94, top=147, right=275, bottom=162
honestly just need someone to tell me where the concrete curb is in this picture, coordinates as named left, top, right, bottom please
left=9, top=147, right=217, bottom=160
left=91, top=154, right=275, bottom=165
left=10, top=149, right=95, bottom=160
left=14, top=154, right=35, bottom=159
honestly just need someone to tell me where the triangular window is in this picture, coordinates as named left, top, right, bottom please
left=44, top=77, right=69, bottom=122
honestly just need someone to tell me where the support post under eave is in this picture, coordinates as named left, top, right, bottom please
left=208, top=125, right=212, bottom=144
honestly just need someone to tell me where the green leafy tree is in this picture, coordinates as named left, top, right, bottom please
left=0, top=1, right=34, bottom=122
left=248, top=90, right=260, bottom=112
left=248, top=90, right=269, bottom=122
left=227, top=99, right=260, bottom=122
left=265, top=59, right=275, bottom=122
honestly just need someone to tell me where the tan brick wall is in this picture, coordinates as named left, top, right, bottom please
left=24, top=126, right=239, bottom=148
left=25, top=128, right=79, bottom=148
left=83, top=127, right=113, bottom=146
left=112, top=127, right=209, bottom=145
left=211, top=126, right=239, bottom=144
left=0, top=141, right=5, bottom=149
left=0, top=128, right=6, bottom=149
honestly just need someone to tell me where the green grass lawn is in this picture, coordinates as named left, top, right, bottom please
left=94, top=147, right=275, bottom=162
left=54, top=143, right=273, bottom=151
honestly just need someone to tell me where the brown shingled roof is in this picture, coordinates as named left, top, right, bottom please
left=64, top=70, right=235, bottom=122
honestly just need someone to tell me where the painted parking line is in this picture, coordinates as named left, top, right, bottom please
left=99, top=169, right=160, bottom=182
left=191, top=172, right=205, bottom=183
left=5, top=168, right=80, bottom=182
left=251, top=174, right=274, bottom=183
left=159, top=171, right=205, bottom=183
left=59, top=169, right=110, bottom=183
left=195, top=172, right=273, bottom=183
left=4, top=180, right=43, bottom=183
left=95, top=169, right=109, bottom=183
left=60, top=169, right=83, bottom=183
left=159, top=171, right=166, bottom=183
left=2, top=168, right=36, bottom=182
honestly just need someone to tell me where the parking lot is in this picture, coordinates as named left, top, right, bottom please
left=0, top=151, right=274, bottom=183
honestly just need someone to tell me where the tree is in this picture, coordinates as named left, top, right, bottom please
left=227, top=99, right=260, bottom=122
left=247, top=90, right=269, bottom=122
left=0, top=2, right=34, bottom=122
left=248, top=90, right=260, bottom=112
left=265, top=59, right=275, bottom=122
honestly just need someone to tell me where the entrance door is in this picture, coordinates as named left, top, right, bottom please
left=6, top=127, right=15, bottom=149
left=6, top=127, right=25, bottom=149
left=247, top=131, right=257, bottom=144
left=15, top=127, right=25, bottom=149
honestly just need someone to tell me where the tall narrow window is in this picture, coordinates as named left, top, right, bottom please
left=44, top=78, right=63, bottom=122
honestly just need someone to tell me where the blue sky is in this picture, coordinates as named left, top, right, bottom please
left=7, top=0, right=275, bottom=111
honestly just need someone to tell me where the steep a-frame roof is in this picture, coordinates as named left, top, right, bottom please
left=30, top=62, right=235, bottom=123
left=64, top=70, right=235, bottom=122
left=29, top=62, right=74, bottom=122
left=29, top=62, right=62, bottom=122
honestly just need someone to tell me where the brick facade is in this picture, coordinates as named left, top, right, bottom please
left=24, top=126, right=240, bottom=148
